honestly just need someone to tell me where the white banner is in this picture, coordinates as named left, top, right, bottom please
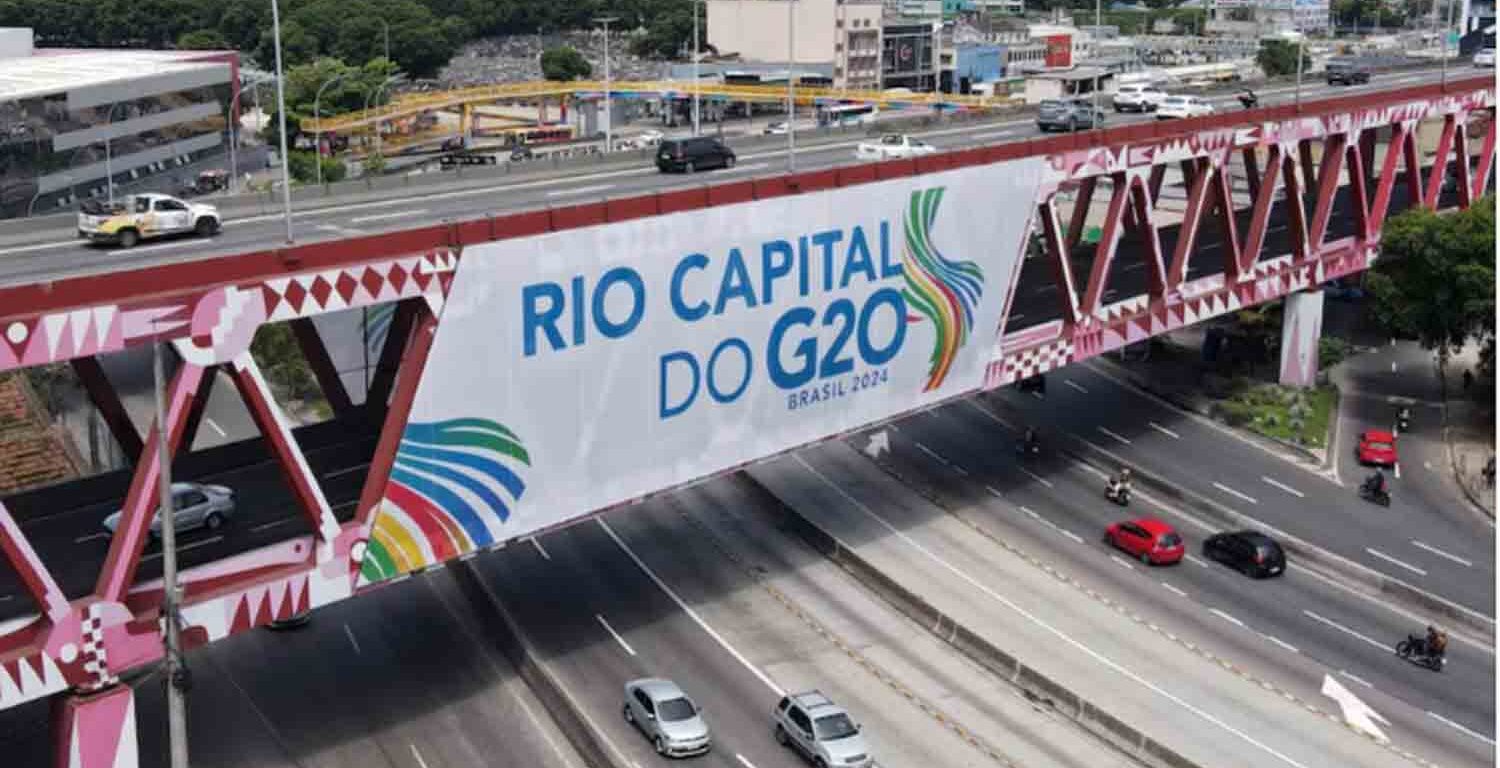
left=357, top=160, right=1044, bottom=583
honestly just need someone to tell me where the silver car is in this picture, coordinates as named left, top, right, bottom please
left=774, top=691, right=872, bottom=768
left=102, top=482, right=235, bottom=537
left=623, top=678, right=711, bottom=757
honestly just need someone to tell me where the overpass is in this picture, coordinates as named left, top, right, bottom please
left=0, top=73, right=1492, bottom=768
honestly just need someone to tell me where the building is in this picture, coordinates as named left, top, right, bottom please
left=706, top=0, right=883, bottom=89
left=0, top=28, right=239, bottom=218
left=953, top=43, right=1005, bottom=88
left=882, top=21, right=942, bottom=91
left=1206, top=0, right=1331, bottom=36
left=971, top=0, right=1026, bottom=17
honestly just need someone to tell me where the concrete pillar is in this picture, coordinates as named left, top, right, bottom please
left=1279, top=289, right=1325, bottom=388
left=52, top=686, right=139, bottom=768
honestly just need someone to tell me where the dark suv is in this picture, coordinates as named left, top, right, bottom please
left=1036, top=99, right=1106, bottom=133
left=1202, top=531, right=1286, bottom=578
left=656, top=137, right=737, bottom=173
left=1325, top=59, right=1371, bottom=86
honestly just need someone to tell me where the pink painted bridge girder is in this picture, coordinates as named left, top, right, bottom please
left=0, top=77, right=1490, bottom=725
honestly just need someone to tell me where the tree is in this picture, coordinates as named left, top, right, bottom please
left=1366, top=197, right=1496, bottom=369
left=1256, top=39, right=1310, bottom=78
left=540, top=46, right=593, bottom=81
left=177, top=29, right=229, bottom=50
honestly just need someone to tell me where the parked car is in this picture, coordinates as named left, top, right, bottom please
left=1036, top=99, right=1106, bottom=132
left=1112, top=84, right=1168, bottom=113
left=1325, top=59, right=1372, bottom=86
left=1474, top=48, right=1496, bottom=67
left=656, top=137, right=737, bottom=173
left=855, top=134, right=937, bottom=160
left=1155, top=95, right=1214, bottom=120
left=1357, top=428, right=1399, bottom=466
left=77, top=193, right=221, bottom=249
left=1104, top=517, right=1185, bottom=565
left=101, top=482, right=235, bottom=537
left=773, top=691, right=872, bottom=768
left=623, top=678, right=711, bottom=757
left=763, top=121, right=790, bottom=135
left=1203, top=531, right=1286, bottom=578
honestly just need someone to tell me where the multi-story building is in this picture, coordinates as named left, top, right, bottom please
left=0, top=28, right=238, bottom=218
left=882, top=21, right=941, bottom=90
left=1206, top=0, right=1331, bottom=35
left=706, top=0, right=884, bottom=89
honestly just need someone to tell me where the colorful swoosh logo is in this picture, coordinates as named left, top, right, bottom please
left=900, top=187, right=983, bottom=391
left=360, top=418, right=531, bottom=584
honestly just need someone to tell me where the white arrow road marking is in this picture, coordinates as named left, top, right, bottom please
left=864, top=430, right=891, bottom=459
left=1322, top=673, right=1390, bottom=742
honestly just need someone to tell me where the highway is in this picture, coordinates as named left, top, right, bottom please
left=0, top=67, right=1461, bottom=289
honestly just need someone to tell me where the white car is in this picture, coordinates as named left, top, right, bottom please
left=101, top=482, right=236, bottom=537
left=77, top=193, right=221, bottom=249
left=763, top=121, right=790, bottom=135
left=1475, top=48, right=1496, bottom=67
left=855, top=134, right=937, bottom=161
left=1112, top=84, right=1168, bottom=113
left=1155, top=95, right=1215, bottom=120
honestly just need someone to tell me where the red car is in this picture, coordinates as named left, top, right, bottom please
left=1105, top=517, right=1185, bottom=565
left=1357, top=429, right=1399, bottom=466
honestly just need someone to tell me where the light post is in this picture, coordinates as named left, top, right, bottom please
left=786, top=0, right=796, bottom=172
left=153, top=333, right=188, bottom=768
left=594, top=17, right=618, bottom=153
left=1294, top=32, right=1305, bottom=109
left=1091, top=0, right=1102, bottom=125
left=1441, top=0, right=1457, bottom=85
left=692, top=0, right=701, bottom=135
left=270, top=0, right=295, bottom=244
left=313, top=73, right=349, bottom=187
left=102, top=101, right=121, bottom=204
left=363, top=74, right=404, bottom=164
left=378, top=18, right=390, bottom=63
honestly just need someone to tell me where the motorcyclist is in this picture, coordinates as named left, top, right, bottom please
left=1108, top=467, right=1133, bottom=497
left=1397, top=406, right=1412, bottom=430
left=1425, top=625, right=1448, bottom=659
left=1022, top=427, right=1040, bottom=453
left=1363, top=467, right=1388, bottom=497
left=1238, top=88, right=1258, bottom=108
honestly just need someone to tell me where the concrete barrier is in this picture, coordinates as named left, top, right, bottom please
left=449, top=559, right=623, bottom=768
left=743, top=473, right=1205, bottom=768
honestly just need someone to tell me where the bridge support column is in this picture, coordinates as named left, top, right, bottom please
left=52, top=685, right=138, bottom=768
left=1279, top=289, right=1324, bottom=388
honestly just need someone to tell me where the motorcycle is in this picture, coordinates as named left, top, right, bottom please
left=1395, top=635, right=1446, bottom=671
left=1396, top=411, right=1411, bottom=433
left=1237, top=92, right=1259, bottom=110
left=1017, top=437, right=1041, bottom=458
left=1359, top=483, right=1391, bottom=507
left=1105, top=481, right=1131, bottom=506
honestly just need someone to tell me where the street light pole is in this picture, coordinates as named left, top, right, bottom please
left=103, top=102, right=120, bottom=205
left=787, top=0, right=796, bottom=172
left=270, top=0, right=295, bottom=244
left=1091, top=0, right=1101, bottom=124
left=363, top=75, right=402, bottom=164
left=1294, top=33, right=1305, bottom=109
left=379, top=19, right=390, bottom=63
left=595, top=17, right=618, bottom=153
left=153, top=337, right=188, bottom=768
left=1441, top=0, right=1457, bottom=85
left=313, top=74, right=348, bottom=187
left=692, top=0, right=701, bottom=136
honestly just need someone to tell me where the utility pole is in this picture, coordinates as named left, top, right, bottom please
left=1441, top=0, right=1457, bottom=84
left=153, top=338, right=189, bottom=768
left=1091, top=0, right=1102, bottom=126
left=595, top=17, right=618, bottom=153
left=692, top=0, right=701, bottom=136
left=270, top=0, right=295, bottom=244
left=1294, top=32, right=1305, bottom=109
left=787, top=0, right=797, bottom=172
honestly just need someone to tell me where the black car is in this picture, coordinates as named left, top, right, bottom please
left=1203, top=531, right=1286, bottom=578
left=1036, top=99, right=1106, bottom=133
left=656, top=137, right=736, bottom=173
left=1325, top=60, right=1371, bottom=86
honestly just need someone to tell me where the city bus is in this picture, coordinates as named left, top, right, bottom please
left=816, top=103, right=879, bottom=127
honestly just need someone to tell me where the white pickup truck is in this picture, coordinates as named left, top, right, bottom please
left=77, top=193, right=221, bottom=248
left=855, top=134, right=937, bottom=161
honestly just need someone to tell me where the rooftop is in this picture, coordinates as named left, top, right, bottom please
left=0, top=48, right=229, bottom=103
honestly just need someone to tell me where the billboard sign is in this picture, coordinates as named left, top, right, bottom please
left=1044, top=34, right=1072, bottom=68
left=357, top=160, right=1044, bottom=584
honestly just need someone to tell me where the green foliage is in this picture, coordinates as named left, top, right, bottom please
left=1318, top=337, right=1352, bottom=370
left=287, top=150, right=347, bottom=184
left=1366, top=197, right=1496, bottom=366
left=540, top=46, right=593, bottom=81
left=177, top=29, right=229, bottom=50
left=1257, top=39, right=1310, bottom=78
left=251, top=323, right=319, bottom=405
left=1213, top=383, right=1335, bottom=447
left=364, top=152, right=387, bottom=175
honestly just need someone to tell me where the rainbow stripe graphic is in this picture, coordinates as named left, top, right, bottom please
left=360, top=418, right=531, bottom=584
left=900, top=187, right=984, bottom=392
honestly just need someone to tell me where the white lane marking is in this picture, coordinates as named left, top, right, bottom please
left=1018, top=506, right=1043, bottom=522
left=528, top=536, right=551, bottom=561
left=546, top=183, right=616, bottom=198
left=1365, top=547, right=1427, bottom=576
left=141, top=535, right=223, bottom=561
left=0, top=595, right=11, bottom=602
left=1060, top=529, right=1084, bottom=544
left=1064, top=379, right=1089, bottom=394
left=1147, top=421, right=1180, bottom=439
left=1109, top=555, right=1136, bottom=570
left=1260, top=476, right=1304, bottom=498
left=1303, top=610, right=1389, bottom=651
left=914, top=441, right=952, bottom=467
left=1338, top=669, right=1373, bottom=689
left=735, top=754, right=758, bottom=768
left=1427, top=711, right=1498, bottom=746
left=1161, top=582, right=1187, bottom=597
left=791, top=454, right=1317, bottom=768
left=596, top=613, right=636, bottom=657
left=344, top=623, right=362, bottom=655
left=251, top=519, right=292, bottom=533
left=323, top=463, right=370, bottom=479
left=727, top=162, right=770, bottom=173
left=1097, top=426, right=1132, bottom=445
left=74, top=531, right=110, bottom=543
left=203, top=418, right=228, bottom=438
left=1393, top=462, right=1402, bottom=479
left=410, top=744, right=430, bottom=768
left=1293, top=563, right=1495, bottom=656
left=598, top=517, right=785, bottom=696
left=1033, top=284, right=1058, bottom=294
left=1018, top=466, right=1054, bottom=488
left=1211, top=481, right=1258, bottom=505
left=1121, top=262, right=1147, bottom=271
left=1184, top=554, right=1209, bottom=567
left=984, top=485, right=1004, bottom=499
left=1209, top=608, right=1245, bottom=627
left=317, top=224, right=365, bottom=237
left=1410, top=540, right=1472, bottom=567
left=952, top=464, right=969, bottom=477
left=1260, top=634, right=1300, bottom=654
left=349, top=208, right=429, bottom=224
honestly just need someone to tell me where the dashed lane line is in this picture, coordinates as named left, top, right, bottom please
left=1064, top=379, right=1089, bottom=394
left=349, top=208, right=430, bottom=224
left=596, top=613, right=637, bottom=657
left=1260, top=476, right=1305, bottom=498
left=1364, top=547, right=1427, bottom=577
left=1338, top=670, right=1374, bottom=689
left=1410, top=540, right=1472, bottom=568
left=1161, top=582, right=1188, bottom=597
left=1109, top=555, right=1136, bottom=571
left=141, top=535, right=222, bottom=561
left=914, top=441, right=953, bottom=468
left=1427, top=711, right=1497, bottom=746
left=343, top=623, right=362, bottom=655
left=529, top=536, right=551, bottom=561
left=1147, top=421, right=1181, bottom=439
left=74, top=531, right=110, bottom=544
left=1096, top=426, right=1132, bottom=445
left=1209, top=608, right=1245, bottom=628
left=1018, top=467, right=1054, bottom=488
left=323, top=463, right=370, bottom=479
left=1211, top=481, right=1259, bottom=505
left=735, top=755, right=758, bottom=768
left=1302, top=610, right=1390, bottom=652
left=1259, top=634, right=1300, bottom=654
left=410, top=744, right=431, bottom=768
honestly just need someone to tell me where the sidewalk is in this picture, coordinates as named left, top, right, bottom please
left=1441, top=345, right=1496, bottom=518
